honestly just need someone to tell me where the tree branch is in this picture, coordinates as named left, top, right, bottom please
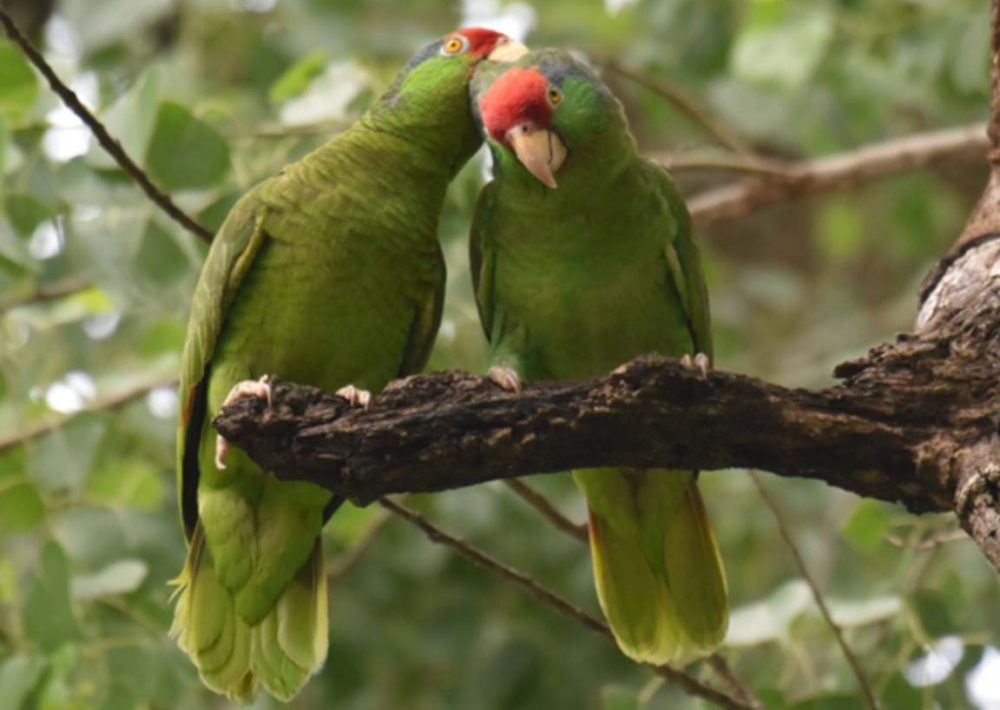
left=0, top=375, right=174, bottom=454
left=600, top=61, right=753, bottom=156
left=379, top=497, right=754, bottom=710
left=0, top=276, right=92, bottom=313
left=213, top=249, right=1000, bottom=569
left=686, top=123, right=988, bottom=227
left=750, top=473, right=878, bottom=709
left=0, top=8, right=213, bottom=243
left=502, top=479, right=588, bottom=543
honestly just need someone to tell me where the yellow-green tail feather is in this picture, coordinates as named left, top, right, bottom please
left=578, top=468, right=728, bottom=664
left=170, top=527, right=328, bottom=702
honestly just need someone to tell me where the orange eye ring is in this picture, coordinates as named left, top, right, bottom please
left=547, top=87, right=562, bottom=107
left=441, top=35, right=469, bottom=55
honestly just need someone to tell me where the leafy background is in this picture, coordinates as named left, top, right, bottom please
left=1, top=0, right=998, bottom=707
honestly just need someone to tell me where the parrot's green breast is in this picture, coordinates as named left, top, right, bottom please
left=487, top=170, right=693, bottom=381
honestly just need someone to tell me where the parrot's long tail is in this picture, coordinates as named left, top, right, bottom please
left=575, top=468, right=728, bottom=664
left=170, top=526, right=328, bottom=703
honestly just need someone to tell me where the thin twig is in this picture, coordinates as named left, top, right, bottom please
left=0, top=8, right=213, bottom=243
left=326, top=506, right=395, bottom=580
left=885, top=527, right=966, bottom=550
left=602, top=61, right=752, bottom=155
left=749, top=472, right=879, bottom=710
left=707, top=654, right=759, bottom=709
left=379, top=497, right=753, bottom=710
left=503, top=479, right=589, bottom=543
left=0, top=276, right=93, bottom=313
left=0, top=375, right=175, bottom=454
left=658, top=153, right=793, bottom=177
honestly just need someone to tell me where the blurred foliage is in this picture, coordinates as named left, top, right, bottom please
left=1, top=0, right=998, bottom=708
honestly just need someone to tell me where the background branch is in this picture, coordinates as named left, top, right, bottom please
left=686, top=123, right=988, bottom=227
left=600, top=60, right=753, bottom=156
left=379, top=497, right=755, bottom=710
left=750, top=473, right=878, bottom=709
left=0, top=375, right=175, bottom=454
left=0, top=277, right=93, bottom=313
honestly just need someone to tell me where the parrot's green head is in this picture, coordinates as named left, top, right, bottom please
left=476, top=49, right=632, bottom=190
left=369, top=28, right=528, bottom=175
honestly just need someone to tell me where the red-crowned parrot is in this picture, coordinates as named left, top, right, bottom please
left=470, top=49, right=727, bottom=664
left=172, top=28, right=526, bottom=702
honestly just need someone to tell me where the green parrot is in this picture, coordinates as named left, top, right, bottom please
left=171, top=28, right=526, bottom=702
left=469, top=50, right=728, bottom=663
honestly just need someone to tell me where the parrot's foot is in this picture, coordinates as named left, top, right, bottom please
left=680, top=352, right=710, bottom=379
left=488, top=365, right=522, bottom=393
left=336, top=384, right=372, bottom=409
left=215, top=375, right=273, bottom=470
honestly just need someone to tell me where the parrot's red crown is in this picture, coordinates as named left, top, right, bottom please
left=451, top=27, right=511, bottom=57
left=479, top=67, right=551, bottom=144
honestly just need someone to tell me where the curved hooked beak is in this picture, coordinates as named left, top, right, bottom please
left=487, top=37, right=529, bottom=63
left=505, top=121, right=567, bottom=189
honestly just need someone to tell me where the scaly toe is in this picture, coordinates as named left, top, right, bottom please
left=336, top=384, right=372, bottom=409
left=680, top=352, right=711, bottom=379
left=215, top=375, right=272, bottom=469
left=693, top=352, right=710, bottom=378
left=488, top=365, right=522, bottom=393
left=222, top=374, right=273, bottom=408
left=214, top=435, right=229, bottom=470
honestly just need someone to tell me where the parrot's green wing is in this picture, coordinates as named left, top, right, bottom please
left=176, top=188, right=269, bottom=539
left=469, top=180, right=498, bottom=342
left=649, top=161, right=713, bottom=361
left=398, top=251, right=446, bottom=375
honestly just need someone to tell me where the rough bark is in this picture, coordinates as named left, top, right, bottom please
left=212, top=2, right=1000, bottom=575
left=214, top=137, right=1000, bottom=572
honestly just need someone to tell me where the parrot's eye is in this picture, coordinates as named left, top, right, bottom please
left=441, top=35, right=470, bottom=55
left=547, top=87, right=562, bottom=107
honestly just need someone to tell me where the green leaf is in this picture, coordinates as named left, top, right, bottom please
left=818, top=199, right=864, bottom=262
left=22, top=541, right=81, bottom=653
left=71, top=558, right=148, bottom=600
left=841, top=499, right=891, bottom=553
left=951, top=15, right=989, bottom=94
left=145, top=101, right=230, bottom=190
left=787, top=694, right=858, bottom=710
left=881, top=673, right=922, bottom=708
left=825, top=594, right=901, bottom=627
left=53, top=507, right=130, bottom=568
left=913, top=589, right=956, bottom=638
left=324, top=501, right=380, bottom=546
left=197, top=191, right=240, bottom=232
left=86, top=67, right=161, bottom=171
left=730, top=8, right=834, bottom=88
left=725, top=579, right=812, bottom=646
left=0, top=655, right=48, bottom=710
left=0, top=478, right=45, bottom=532
left=27, top=414, right=105, bottom=494
left=4, top=193, right=56, bottom=238
left=86, top=458, right=164, bottom=510
left=600, top=685, right=639, bottom=710
left=269, top=50, right=327, bottom=104
left=133, top=219, right=194, bottom=290
left=0, top=42, right=38, bottom=120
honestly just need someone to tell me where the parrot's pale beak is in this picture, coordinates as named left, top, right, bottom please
left=505, top=121, right=566, bottom=189
left=488, top=38, right=529, bottom=63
